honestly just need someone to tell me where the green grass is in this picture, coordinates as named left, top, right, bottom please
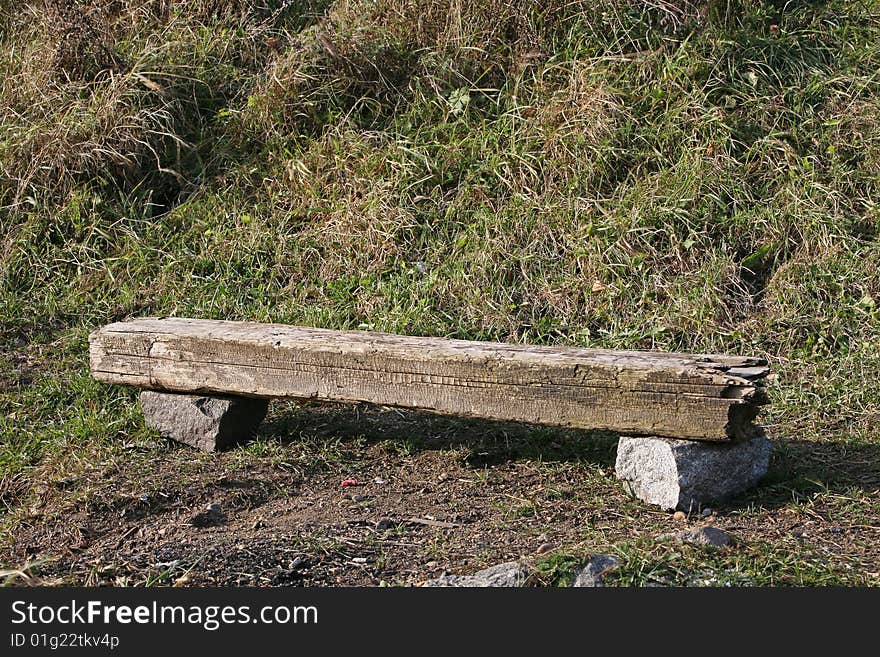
left=1, top=0, right=879, bottom=585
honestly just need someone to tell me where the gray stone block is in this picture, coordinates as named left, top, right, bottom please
left=140, top=391, right=268, bottom=452
left=615, top=435, right=771, bottom=511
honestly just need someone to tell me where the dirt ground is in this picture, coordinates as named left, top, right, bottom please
left=4, top=401, right=879, bottom=587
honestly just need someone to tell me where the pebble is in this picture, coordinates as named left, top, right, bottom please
left=673, top=511, right=687, bottom=522
left=190, top=504, right=224, bottom=527
left=701, top=507, right=713, bottom=518
left=675, top=526, right=732, bottom=548
left=438, top=472, right=450, bottom=482
left=375, top=518, right=395, bottom=531
left=536, top=542, right=556, bottom=554
left=571, top=555, right=619, bottom=587
left=352, top=494, right=367, bottom=503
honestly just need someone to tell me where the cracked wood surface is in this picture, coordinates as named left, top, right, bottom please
left=89, top=317, right=770, bottom=442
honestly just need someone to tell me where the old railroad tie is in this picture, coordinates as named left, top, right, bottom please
left=89, top=317, right=769, bottom=442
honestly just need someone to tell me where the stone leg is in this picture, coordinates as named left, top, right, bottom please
left=140, top=391, right=269, bottom=452
left=615, top=435, right=771, bottom=511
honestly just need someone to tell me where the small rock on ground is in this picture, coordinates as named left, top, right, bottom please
left=189, top=504, right=225, bottom=528
left=422, top=562, right=530, bottom=587
left=375, top=517, right=396, bottom=531
left=673, top=526, right=732, bottom=548
left=570, top=555, right=619, bottom=587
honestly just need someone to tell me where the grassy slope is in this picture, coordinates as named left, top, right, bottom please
left=0, top=0, right=878, bottom=585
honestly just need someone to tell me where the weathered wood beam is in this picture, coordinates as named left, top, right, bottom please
left=88, top=317, right=769, bottom=442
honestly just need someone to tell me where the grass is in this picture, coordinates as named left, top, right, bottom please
left=1, top=0, right=879, bottom=586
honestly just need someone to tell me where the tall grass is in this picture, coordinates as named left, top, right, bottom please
left=1, top=0, right=879, bottom=474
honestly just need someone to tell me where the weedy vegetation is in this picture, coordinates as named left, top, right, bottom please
left=0, top=0, right=878, bottom=586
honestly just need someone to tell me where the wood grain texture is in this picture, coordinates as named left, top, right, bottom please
left=89, top=317, right=769, bottom=442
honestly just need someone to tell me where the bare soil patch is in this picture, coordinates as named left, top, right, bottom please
left=5, top=403, right=879, bottom=586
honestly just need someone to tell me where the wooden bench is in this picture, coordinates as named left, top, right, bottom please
left=89, top=317, right=772, bottom=510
